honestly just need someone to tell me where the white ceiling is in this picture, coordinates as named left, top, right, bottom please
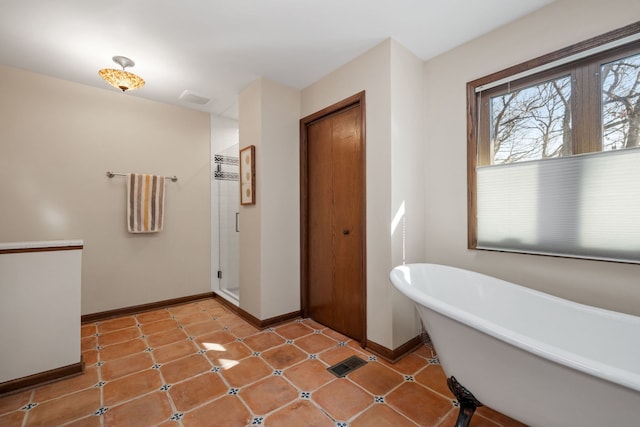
left=0, top=0, right=553, bottom=119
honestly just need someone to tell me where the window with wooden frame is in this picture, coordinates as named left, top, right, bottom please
left=467, top=22, right=640, bottom=263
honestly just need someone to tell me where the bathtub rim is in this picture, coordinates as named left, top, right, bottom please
left=390, top=263, right=640, bottom=393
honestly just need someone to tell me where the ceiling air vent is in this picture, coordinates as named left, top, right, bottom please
left=179, top=90, right=211, bottom=105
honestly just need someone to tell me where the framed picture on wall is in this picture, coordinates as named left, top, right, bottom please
left=240, top=145, right=255, bottom=205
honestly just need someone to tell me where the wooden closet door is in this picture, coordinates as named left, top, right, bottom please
left=304, top=98, right=365, bottom=343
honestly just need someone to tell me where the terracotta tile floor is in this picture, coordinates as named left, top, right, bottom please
left=0, top=298, right=527, bottom=426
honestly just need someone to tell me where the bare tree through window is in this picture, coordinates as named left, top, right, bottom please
left=490, top=76, right=572, bottom=164
left=489, top=52, right=640, bottom=163
left=602, top=52, right=640, bottom=150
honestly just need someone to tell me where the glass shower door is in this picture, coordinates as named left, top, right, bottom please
left=214, top=144, right=240, bottom=301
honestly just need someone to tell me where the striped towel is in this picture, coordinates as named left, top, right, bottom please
left=126, top=173, right=165, bottom=233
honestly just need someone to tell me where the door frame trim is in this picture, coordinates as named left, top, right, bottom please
left=299, top=91, right=367, bottom=347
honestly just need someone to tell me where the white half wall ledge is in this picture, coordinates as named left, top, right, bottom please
left=0, top=240, right=84, bottom=251
left=0, top=241, right=83, bottom=384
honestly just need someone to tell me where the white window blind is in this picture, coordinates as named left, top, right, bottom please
left=477, top=147, right=640, bottom=263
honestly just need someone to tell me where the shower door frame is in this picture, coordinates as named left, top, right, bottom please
left=213, top=145, right=240, bottom=305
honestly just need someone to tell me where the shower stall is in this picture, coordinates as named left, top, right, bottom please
left=213, top=143, right=240, bottom=304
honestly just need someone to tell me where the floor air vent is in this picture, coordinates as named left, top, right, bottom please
left=327, top=355, right=367, bottom=377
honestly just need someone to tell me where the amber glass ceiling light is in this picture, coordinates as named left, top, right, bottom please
left=99, top=56, right=145, bottom=92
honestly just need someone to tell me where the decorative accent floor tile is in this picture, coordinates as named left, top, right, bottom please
left=21, top=403, right=37, bottom=411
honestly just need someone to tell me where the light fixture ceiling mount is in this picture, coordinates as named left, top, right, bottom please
left=112, top=55, right=135, bottom=70
left=99, top=55, right=145, bottom=92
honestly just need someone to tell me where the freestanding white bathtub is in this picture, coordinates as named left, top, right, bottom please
left=390, top=263, right=640, bottom=427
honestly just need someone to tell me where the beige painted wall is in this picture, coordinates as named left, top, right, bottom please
left=0, top=66, right=211, bottom=314
left=422, top=0, right=640, bottom=315
left=259, top=80, right=301, bottom=319
left=239, top=78, right=301, bottom=320
left=390, top=41, right=426, bottom=348
left=238, top=80, right=263, bottom=317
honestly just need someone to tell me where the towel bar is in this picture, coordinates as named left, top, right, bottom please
left=106, top=171, right=178, bottom=182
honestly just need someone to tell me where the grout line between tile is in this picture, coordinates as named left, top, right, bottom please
left=19, top=389, right=34, bottom=427
left=144, top=325, right=184, bottom=426
left=98, top=348, right=105, bottom=427
left=434, top=407, right=457, bottom=427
